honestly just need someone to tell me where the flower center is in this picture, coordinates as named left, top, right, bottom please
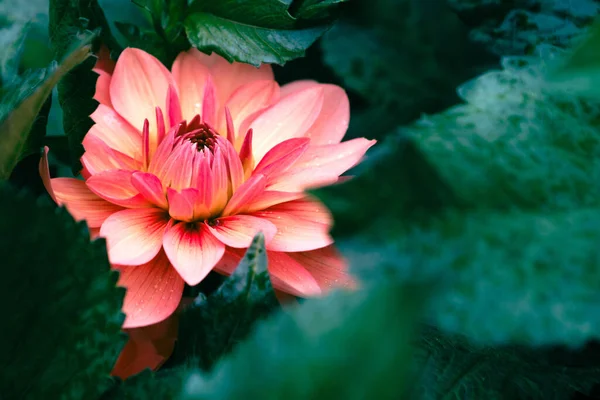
left=186, top=124, right=219, bottom=152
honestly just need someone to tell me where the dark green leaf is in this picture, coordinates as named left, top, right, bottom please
left=339, top=207, right=600, bottom=348
left=0, top=33, right=94, bottom=179
left=116, top=0, right=189, bottom=66
left=293, top=0, right=345, bottom=21
left=0, top=183, right=125, bottom=399
left=410, top=326, right=600, bottom=399
left=174, top=233, right=278, bottom=370
left=114, top=22, right=170, bottom=63
left=181, top=282, right=428, bottom=400
left=99, top=368, right=187, bottom=400
left=321, top=0, right=493, bottom=139
left=49, top=0, right=119, bottom=175
left=185, top=0, right=333, bottom=66
left=548, top=18, right=600, bottom=97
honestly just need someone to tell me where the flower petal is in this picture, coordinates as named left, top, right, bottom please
left=48, top=178, right=123, bottom=227
left=100, top=208, right=169, bottom=265
left=166, top=188, right=211, bottom=222
left=171, top=51, right=214, bottom=123
left=163, top=221, right=225, bottom=285
left=268, top=138, right=376, bottom=192
left=221, top=174, right=266, bottom=216
left=303, top=84, right=350, bottom=145
left=253, top=198, right=333, bottom=252
left=252, top=137, right=310, bottom=182
left=111, top=311, right=180, bottom=380
left=244, top=191, right=304, bottom=213
left=247, top=86, right=324, bottom=162
left=92, top=45, right=115, bottom=107
left=267, top=251, right=321, bottom=297
left=116, top=251, right=185, bottom=329
left=90, top=104, right=143, bottom=160
left=288, top=246, right=356, bottom=292
left=87, top=170, right=153, bottom=208
left=110, top=48, right=174, bottom=154
left=207, top=215, right=277, bottom=248
left=218, top=80, right=279, bottom=139
left=81, top=134, right=142, bottom=177
left=131, top=172, right=168, bottom=209
left=189, top=48, right=273, bottom=109
left=39, top=146, right=56, bottom=202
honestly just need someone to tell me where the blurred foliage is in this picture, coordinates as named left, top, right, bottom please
left=0, top=183, right=125, bottom=399
left=180, top=282, right=427, bottom=400
left=49, top=0, right=117, bottom=175
left=171, top=234, right=279, bottom=370
left=0, top=30, right=95, bottom=179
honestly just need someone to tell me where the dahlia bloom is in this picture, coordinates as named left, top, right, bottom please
left=40, top=46, right=374, bottom=356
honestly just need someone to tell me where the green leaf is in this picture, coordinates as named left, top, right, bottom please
left=49, top=0, right=118, bottom=175
left=548, top=18, right=600, bottom=97
left=411, top=326, right=600, bottom=399
left=316, top=46, right=600, bottom=347
left=340, top=207, right=600, bottom=348
left=406, top=47, right=600, bottom=212
left=293, top=0, right=345, bottom=21
left=113, top=0, right=189, bottom=66
left=0, top=183, right=125, bottom=399
left=321, top=0, right=490, bottom=138
left=99, top=368, right=187, bottom=400
left=174, top=233, right=279, bottom=370
left=181, top=282, right=428, bottom=400
left=0, top=33, right=94, bottom=179
left=184, top=0, right=333, bottom=66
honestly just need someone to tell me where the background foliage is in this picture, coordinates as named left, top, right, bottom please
left=2, top=0, right=600, bottom=399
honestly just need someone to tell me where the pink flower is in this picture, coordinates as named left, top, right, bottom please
left=40, top=47, right=374, bottom=330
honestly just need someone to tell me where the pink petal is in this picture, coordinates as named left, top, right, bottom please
left=243, top=191, right=304, bottom=213
left=252, top=137, right=310, bottom=181
left=167, top=188, right=194, bottom=222
left=288, top=246, right=356, bottom=292
left=131, top=172, right=168, bottom=209
left=209, top=147, right=229, bottom=215
left=100, top=208, right=169, bottom=265
left=268, top=138, right=376, bottom=192
left=171, top=51, right=214, bottom=123
left=39, top=146, right=56, bottom=202
left=217, top=80, right=279, bottom=138
left=253, top=198, right=333, bottom=252
left=92, top=45, right=115, bottom=107
left=162, top=221, right=225, bottom=285
left=267, top=251, right=321, bottom=297
left=87, top=170, right=153, bottom=208
left=110, top=48, right=175, bottom=155
left=94, top=70, right=113, bottom=107
left=159, top=143, right=195, bottom=191
left=116, top=251, right=185, bottom=328
left=166, top=188, right=211, bottom=222
left=212, top=248, right=243, bottom=275
left=189, top=48, right=274, bottom=109
left=303, top=84, right=350, bottom=145
left=147, top=130, right=176, bottom=180
left=207, top=215, right=277, bottom=248
left=90, top=104, right=143, bottom=160
left=81, top=134, right=142, bottom=177
left=47, top=177, right=124, bottom=227
left=279, top=80, right=318, bottom=98
left=247, top=86, right=324, bottom=162
left=221, top=174, right=266, bottom=216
